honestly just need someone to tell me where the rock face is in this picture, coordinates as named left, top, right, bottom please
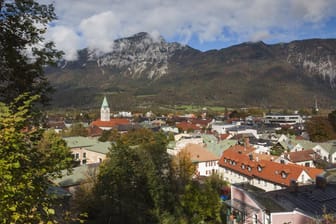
left=60, top=32, right=192, bottom=80
left=47, top=33, right=336, bottom=109
left=285, top=39, right=336, bottom=87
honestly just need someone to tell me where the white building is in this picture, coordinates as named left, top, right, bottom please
left=264, top=114, right=304, bottom=126
left=218, top=145, right=323, bottom=192
left=179, top=143, right=219, bottom=177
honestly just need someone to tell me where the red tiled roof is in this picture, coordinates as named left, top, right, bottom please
left=219, top=133, right=231, bottom=140
left=287, top=149, right=315, bottom=163
left=91, top=118, right=130, bottom=128
left=189, top=118, right=212, bottom=126
left=218, top=145, right=324, bottom=187
left=87, top=125, right=103, bottom=137
left=225, top=144, right=255, bottom=155
left=176, top=121, right=201, bottom=131
left=180, top=143, right=219, bottom=162
left=295, top=135, right=305, bottom=140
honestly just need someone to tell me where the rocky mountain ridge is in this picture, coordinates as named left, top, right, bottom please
left=47, top=33, right=336, bottom=109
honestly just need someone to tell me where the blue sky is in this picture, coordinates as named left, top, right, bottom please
left=39, top=0, right=336, bottom=60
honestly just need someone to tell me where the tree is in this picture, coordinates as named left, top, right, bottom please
left=0, top=94, right=73, bottom=223
left=305, top=116, right=336, bottom=142
left=328, top=110, right=336, bottom=132
left=171, top=149, right=196, bottom=188
left=62, top=123, right=88, bottom=137
left=88, top=130, right=175, bottom=223
left=0, top=0, right=62, bottom=105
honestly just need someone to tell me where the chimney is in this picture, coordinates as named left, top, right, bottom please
left=244, top=137, right=250, bottom=147
left=316, top=175, right=327, bottom=189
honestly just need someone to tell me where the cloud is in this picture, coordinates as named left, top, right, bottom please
left=250, top=31, right=272, bottom=43
left=79, top=11, right=121, bottom=53
left=46, top=26, right=81, bottom=60
left=39, top=0, right=336, bottom=57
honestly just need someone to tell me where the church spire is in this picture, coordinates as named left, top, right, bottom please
left=100, top=96, right=110, bottom=121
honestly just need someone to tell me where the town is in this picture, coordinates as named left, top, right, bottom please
left=2, top=1, right=336, bottom=223
left=47, top=96, right=336, bottom=224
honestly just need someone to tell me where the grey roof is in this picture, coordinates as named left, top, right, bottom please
left=202, top=134, right=237, bottom=157
left=316, top=141, right=336, bottom=154
left=264, top=183, right=336, bottom=217
left=234, top=182, right=336, bottom=218
left=53, top=163, right=100, bottom=187
left=63, top=136, right=112, bottom=154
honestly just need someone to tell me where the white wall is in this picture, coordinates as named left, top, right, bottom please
left=197, top=160, right=218, bottom=176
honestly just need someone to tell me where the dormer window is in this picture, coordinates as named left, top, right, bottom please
left=232, top=161, right=236, bottom=166
left=281, top=171, right=287, bottom=179
left=247, top=166, right=252, bottom=172
left=224, top=158, right=227, bottom=163
left=241, top=164, right=245, bottom=169
left=257, top=165, right=262, bottom=172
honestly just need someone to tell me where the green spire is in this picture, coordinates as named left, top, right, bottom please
left=101, top=96, right=109, bottom=108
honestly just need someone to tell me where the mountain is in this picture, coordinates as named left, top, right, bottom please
left=47, top=32, right=336, bottom=110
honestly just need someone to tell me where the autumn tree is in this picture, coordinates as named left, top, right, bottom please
left=0, top=94, right=73, bottom=223
left=305, top=116, right=336, bottom=142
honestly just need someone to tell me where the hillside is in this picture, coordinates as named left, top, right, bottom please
left=46, top=32, right=336, bottom=110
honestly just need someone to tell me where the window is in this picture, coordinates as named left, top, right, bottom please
left=305, top=162, right=310, bottom=167
left=257, top=165, right=262, bottom=172
left=241, top=164, right=245, bottom=169
left=75, top=153, right=79, bottom=160
left=82, top=159, right=87, bottom=165
left=247, top=166, right=252, bottom=172
left=83, top=152, right=86, bottom=158
left=98, top=158, right=102, bottom=163
left=281, top=171, right=287, bottom=179
left=253, top=214, right=258, bottom=224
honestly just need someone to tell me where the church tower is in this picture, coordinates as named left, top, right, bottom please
left=100, top=96, right=110, bottom=121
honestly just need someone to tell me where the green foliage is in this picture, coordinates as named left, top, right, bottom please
left=62, top=123, right=88, bottom=137
left=270, top=144, right=286, bottom=156
left=78, top=129, right=226, bottom=224
left=0, top=0, right=62, bottom=105
left=0, top=94, right=73, bottom=223
left=305, top=116, right=336, bottom=142
left=180, top=181, right=222, bottom=223
left=98, top=129, right=121, bottom=142
left=92, top=138, right=174, bottom=223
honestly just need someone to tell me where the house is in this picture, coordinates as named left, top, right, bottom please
left=313, top=141, right=336, bottom=163
left=179, top=143, right=219, bottom=176
left=64, top=136, right=111, bottom=165
left=284, top=149, right=317, bottom=167
left=202, top=134, right=237, bottom=157
left=218, top=145, right=324, bottom=191
left=173, top=133, right=204, bottom=151
left=53, top=163, right=99, bottom=194
left=263, top=114, right=304, bottom=126
left=90, top=96, right=131, bottom=130
left=225, top=180, right=336, bottom=224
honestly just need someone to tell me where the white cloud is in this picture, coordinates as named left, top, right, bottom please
left=79, top=11, right=121, bottom=53
left=39, top=0, right=336, bottom=57
left=250, top=31, right=272, bottom=43
left=47, top=26, right=81, bottom=60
